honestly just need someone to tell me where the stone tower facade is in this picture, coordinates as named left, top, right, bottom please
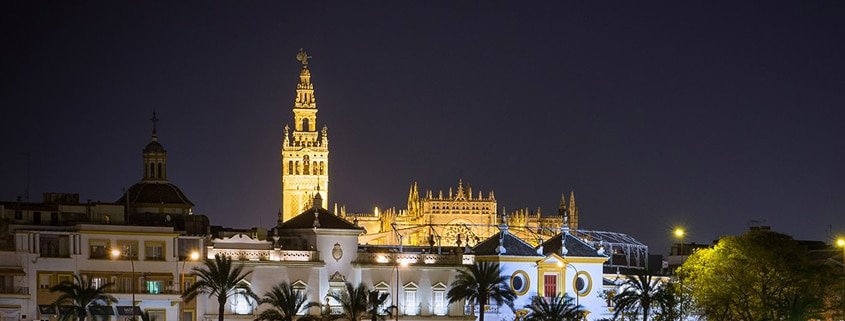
left=281, top=50, right=328, bottom=222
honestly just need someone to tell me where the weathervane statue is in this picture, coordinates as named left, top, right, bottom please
left=296, top=48, right=311, bottom=65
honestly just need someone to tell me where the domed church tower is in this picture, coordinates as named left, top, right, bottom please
left=118, top=113, right=194, bottom=218
left=281, top=49, right=329, bottom=222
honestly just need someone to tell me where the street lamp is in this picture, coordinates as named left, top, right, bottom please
left=394, top=258, right=408, bottom=321
left=111, top=248, right=137, bottom=319
left=836, top=238, right=844, bottom=320
left=673, top=227, right=686, bottom=320
left=181, top=251, right=200, bottom=293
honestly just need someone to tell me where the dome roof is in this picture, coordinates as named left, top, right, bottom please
left=144, top=140, right=166, bottom=153
left=117, top=182, right=193, bottom=206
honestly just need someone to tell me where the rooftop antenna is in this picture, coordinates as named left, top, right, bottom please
left=19, top=152, right=30, bottom=201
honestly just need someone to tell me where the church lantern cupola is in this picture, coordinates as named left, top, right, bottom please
left=143, top=112, right=168, bottom=182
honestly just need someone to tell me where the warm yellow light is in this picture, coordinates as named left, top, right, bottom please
left=189, top=251, right=200, bottom=261
left=110, top=249, right=121, bottom=258
left=399, top=259, right=410, bottom=267
left=556, top=261, right=564, bottom=268
left=837, top=238, right=845, bottom=248
left=674, top=228, right=685, bottom=238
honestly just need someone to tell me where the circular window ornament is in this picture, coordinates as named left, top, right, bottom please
left=510, top=270, right=530, bottom=296
left=573, top=271, right=592, bottom=297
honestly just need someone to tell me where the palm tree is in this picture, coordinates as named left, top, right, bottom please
left=446, top=262, right=516, bottom=321
left=328, top=282, right=367, bottom=321
left=524, top=294, right=584, bottom=321
left=610, top=272, right=664, bottom=321
left=50, top=274, right=116, bottom=321
left=256, top=282, right=308, bottom=321
left=365, top=288, right=391, bottom=321
left=182, top=254, right=254, bottom=321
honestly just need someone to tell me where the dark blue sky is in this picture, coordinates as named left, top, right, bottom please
left=2, top=1, right=844, bottom=253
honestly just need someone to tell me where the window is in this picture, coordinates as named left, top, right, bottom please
left=145, top=241, right=164, bottom=261
left=0, top=275, right=13, bottom=293
left=38, top=273, right=54, bottom=289
left=33, top=211, right=41, bottom=224
left=573, top=271, right=592, bottom=297
left=146, top=280, right=163, bottom=294
left=116, top=276, right=134, bottom=293
left=51, top=212, right=59, bottom=225
left=90, top=276, right=108, bottom=289
left=510, top=270, right=529, bottom=296
left=292, top=281, right=308, bottom=315
left=14, top=211, right=22, bottom=220
left=231, top=288, right=254, bottom=314
left=146, top=310, right=166, bottom=321
left=543, top=274, right=557, bottom=298
left=89, top=240, right=109, bottom=259
left=432, top=282, right=447, bottom=316
left=117, top=241, right=138, bottom=260
left=181, top=310, right=194, bottom=321
left=40, top=235, right=70, bottom=258
left=370, top=282, right=390, bottom=315
left=403, top=282, right=418, bottom=316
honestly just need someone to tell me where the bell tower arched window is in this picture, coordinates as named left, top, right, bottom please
left=303, top=155, right=310, bottom=175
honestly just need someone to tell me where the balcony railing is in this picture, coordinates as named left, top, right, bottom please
left=0, top=286, right=28, bottom=295
left=433, top=305, right=447, bottom=316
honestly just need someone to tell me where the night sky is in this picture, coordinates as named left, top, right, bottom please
left=3, top=2, right=844, bottom=253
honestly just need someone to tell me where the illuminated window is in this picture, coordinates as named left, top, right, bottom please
left=432, top=282, right=447, bottom=316
left=231, top=288, right=254, bottom=314
left=403, top=282, right=418, bottom=316
left=117, top=241, right=139, bottom=260
left=292, top=280, right=308, bottom=315
left=146, top=280, right=162, bottom=294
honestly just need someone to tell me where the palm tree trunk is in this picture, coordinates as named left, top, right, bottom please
left=478, top=296, right=485, bottom=321
left=218, top=296, right=227, bottom=321
left=642, top=302, right=649, bottom=321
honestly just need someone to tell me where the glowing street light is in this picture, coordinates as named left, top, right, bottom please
left=674, top=228, right=685, bottom=238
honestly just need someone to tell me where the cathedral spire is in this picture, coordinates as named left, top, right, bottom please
left=567, top=191, right=578, bottom=230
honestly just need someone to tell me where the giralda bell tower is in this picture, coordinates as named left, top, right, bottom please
left=281, top=49, right=329, bottom=222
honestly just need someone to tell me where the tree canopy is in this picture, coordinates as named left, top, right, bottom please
left=677, top=229, right=837, bottom=321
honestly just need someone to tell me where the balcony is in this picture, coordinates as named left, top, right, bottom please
left=433, top=305, right=448, bottom=316
left=0, top=286, right=29, bottom=298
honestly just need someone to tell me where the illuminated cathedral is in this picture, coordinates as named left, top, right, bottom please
left=278, top=50, right=583, bottom=248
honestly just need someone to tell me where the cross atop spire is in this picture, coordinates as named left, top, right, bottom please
left=149, top=111, right=160, bottom=141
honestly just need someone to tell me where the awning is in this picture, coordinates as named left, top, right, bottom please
left=116, top=306, right=141, bottom=316
left=0, top=268, right=25, bottom=276
left=89, top=306, right=114, bottom=316
left=38, top=305, right=57, bottom=315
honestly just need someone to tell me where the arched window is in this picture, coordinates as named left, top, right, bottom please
left=149, top=163, right=155, bottom=178
left=319, top=161, right=325, bottom=175
left=295, top=161, right=300, bottom=175
left=303, top=155, right=310, bottom=175
left=312, top=162, right=317, bottom=175
left=157, top=163, right=163, bottom=179
left=302, top=118, right=310, bottom=131
left=288, top=161, right=294, bottom=175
